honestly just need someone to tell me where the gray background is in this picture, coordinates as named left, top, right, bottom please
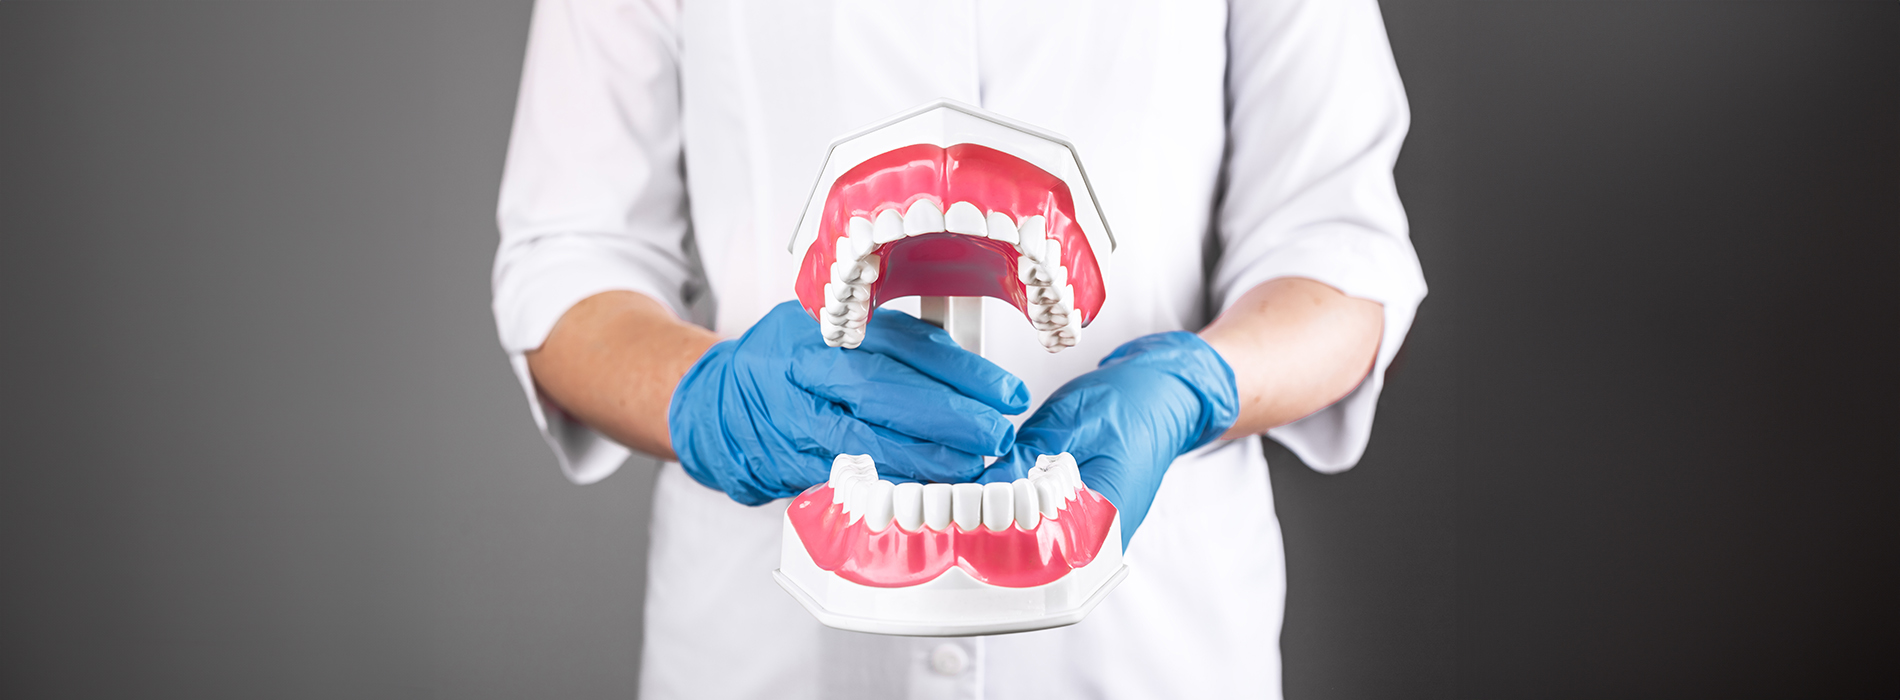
left=1, top=1, right=1894, bottom=698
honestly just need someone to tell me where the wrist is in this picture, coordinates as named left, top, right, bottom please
left=1102, top=331, right=1240, bottom=452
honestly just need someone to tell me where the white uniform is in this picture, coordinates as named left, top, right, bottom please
left=492, top=0, right=1426, bottom=697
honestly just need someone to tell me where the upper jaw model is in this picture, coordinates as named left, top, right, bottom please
left=789, top=100, right=1114, bottom=352
left=775, top=101, right=1127, bottom=637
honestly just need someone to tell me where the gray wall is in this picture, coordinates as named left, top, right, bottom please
left=1, top=1, right=1894, bottom=699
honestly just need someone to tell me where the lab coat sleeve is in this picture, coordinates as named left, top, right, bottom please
left=1216, top=0, right=1428, bottom=473
left=491, top=0, right=690, bottom=484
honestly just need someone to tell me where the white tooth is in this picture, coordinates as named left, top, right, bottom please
left=834, top=237, right=854, bottom=264
left=982, top=482, right=1015, bottom=531
left=1017, top=215, right=1047, bottom=248
left=1032, top=286, right=1060, bottom=304
left=848, top=216, right=875, bottom=257
left=824, top=294, right=849, bottom=313
left=839, top=326, right=866, bottom=348
left=845, top=480, right=866, bottom=521
left=873, top=209, right=906, bottom=244
left=863, top=480, right=895, bottom=532
left=825, top=337, right=844, bottom=348
left=1038, top=330, right=1061, bottom=349
left=944, top=201, right=986, bottom=235
left=904, top=200, right=944, bottom=235
left=826, top=282, right=852, bottom=302
left=1057, top=455, right=1084, bottom=497
left=952, top=483, right=984, bottom=531
left=893, top=482, right=924, bottom=532
left=1056, top=326, right=1078, bottom=339
left=843, top=316, right=866, bottom=329
left=1043, top=239, right=1062, bottom=264
left=1012, top=479, right=1041, bottom=530
left=986, top=212, right=1019, bottom=244
left=1034, top=477, right=1063, bottom=518
left=823, top=324, right=848, bottom=340
left=856, top=254, right=881, bottom=284
left=1060, top=284, right=1076, bottom=306
left=1048, top=265, right=1068, bottom=288
left=830, top=454, right=874, bottom=486
left=1032, top=266, right=1053, bottom=285
left=922, top=483, right=952, bottom=531
left=831, top=260, right=860, bottom=283
left=1018, top=257, right=1038, bottom=284
left=844, top=305, right=869, bottom=321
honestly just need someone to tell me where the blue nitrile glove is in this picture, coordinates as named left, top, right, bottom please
left=986, top=332, right=1239, bottom=548
left=670, top=301, right=1030, bottom=505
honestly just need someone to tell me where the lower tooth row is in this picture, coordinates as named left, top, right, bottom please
left=825, top=453, right=1084, bottom=533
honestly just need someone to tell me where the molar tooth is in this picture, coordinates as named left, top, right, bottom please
left=826, top=282, right=852, bottom=302
left=822, top=323, right=848, bottom=341
left=1047, top=265, right=1068, bottom=288
left=856, top=254, right=881, bottom=284
left=844, top=480, right=867, bottom=522
left=1017, top=257, right=1038, bottom=284
left=922, top=483, right=952, bottom=531
left=903, top=199, right=944, bottom=236
left=844, top=305, right=868, bottom=321
left=1034, top=477, right=1063, bottom=518
left=1039, top=332, right=1065, bottom=352
left=1012, top=479, right=1041, bottom=530
left=1032, top=266, right=1053, bottom=285
left=873, top=209, right=906, bottom=244
left=1043, top=239, right=1063, bottom=264
left=944, top=201, right=986, bottom=235
left=830, top=454, right=875, bottom=486
left=982, top=482, right=1015, bottom=531
left=839, top=326, right=866, bottom=348
left=951, top=483, right=984, bottom=531
left=986, top=212, right=1019, bottom=244
left=834, top=237, right=854, bottom=264
left=893, top=482, right=924, bottom=532
left=863, top=480, right=895, bottom=532
left=848, top=216, right=875, bottom=256
left=848, top=284, right=870, bottom=302
left=1017, top=215, right=1047, bottom=248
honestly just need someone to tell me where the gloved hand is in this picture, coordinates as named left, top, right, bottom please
left=986, top=332, right=1239, bottom=548
left=670, top=301, right=1030, bottom=505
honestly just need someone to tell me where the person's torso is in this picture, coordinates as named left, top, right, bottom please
left=645, top=3, right=1289, bottom=698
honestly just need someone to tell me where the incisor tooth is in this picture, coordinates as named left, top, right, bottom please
left=903, top=199, right=944, bottom=235
left=922, top=483, right=952, bottom=531
left=873, top=209, right=906, bottom=244
left=1012, top=479, right=1041, bottom=529
left=944, top=201, right=985, bottom=235
left=893, top=482, right=923, bottom=532
left=982, top=482, right=1014, bottom=531
left=951, top=483, right=984, bottom=531
left=863, top=481, right=895, bottom=532
left=987, top=212, right=1019, bottom=244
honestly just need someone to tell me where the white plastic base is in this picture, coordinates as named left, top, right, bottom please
left=773, top=511, right=1128, bottom=637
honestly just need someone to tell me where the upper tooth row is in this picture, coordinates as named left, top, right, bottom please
left=824, top=453, right=1086, bottom=533
left=820, top=200, right=1081, bottom=352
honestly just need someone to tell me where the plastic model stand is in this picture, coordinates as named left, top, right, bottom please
left=775, top=100, right=1127, bottom=636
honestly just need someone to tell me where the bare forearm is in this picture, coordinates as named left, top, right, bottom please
left=1200, top=277, right=1384, bottom=437
left=525, top=291, right=721, bottom=459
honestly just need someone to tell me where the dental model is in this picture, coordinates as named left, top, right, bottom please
left=775, top=101, right=1127, bottom=636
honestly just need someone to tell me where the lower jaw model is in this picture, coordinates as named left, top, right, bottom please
left=774, top=453, right=1127, bottom=637
left=775, top=100, right=1125, bottom=636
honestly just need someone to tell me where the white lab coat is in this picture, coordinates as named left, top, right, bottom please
left=492, top=0, right=1426, bottom=697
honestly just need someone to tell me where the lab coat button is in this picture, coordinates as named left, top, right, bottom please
left=929, top=643, right=969, bottom=675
